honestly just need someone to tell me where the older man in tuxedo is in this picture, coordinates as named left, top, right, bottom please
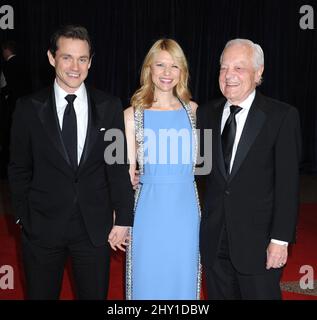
left=198, top=39, right=301, bottom=299
left=8, top=25, right=134, bottom=299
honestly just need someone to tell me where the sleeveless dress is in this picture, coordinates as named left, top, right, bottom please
left=126, top=103, right=201, bottom=300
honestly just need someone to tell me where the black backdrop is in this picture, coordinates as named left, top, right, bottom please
left=1, top=0, right=316, bottom=172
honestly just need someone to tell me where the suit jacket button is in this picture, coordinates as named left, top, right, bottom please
left=225, top=190, right=230, bottom=195
left=74, top=178, right=78, bottom=183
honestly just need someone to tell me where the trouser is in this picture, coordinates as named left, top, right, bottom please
left=21, top=213, right=110, bottom=300
left=205, top=225, right=282, bottom=300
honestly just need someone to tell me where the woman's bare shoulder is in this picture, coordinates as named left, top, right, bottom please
left=124, top=106, right=134, bottom=120
left=189, top=100, right=198, bottom=113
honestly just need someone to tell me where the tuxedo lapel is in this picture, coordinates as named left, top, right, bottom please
left=214, top=101, right=227, bottom=180
left=229, top=92, right=267, bottom=182
left=78, top=89, right=105, bottom=171
left=36, top=87, right=71, bottom=167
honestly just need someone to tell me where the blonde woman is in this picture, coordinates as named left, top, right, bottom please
left=124, top=39, right=201, bottom=299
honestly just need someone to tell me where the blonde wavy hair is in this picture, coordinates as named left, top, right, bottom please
left=131, top=38, right=192, bottom=109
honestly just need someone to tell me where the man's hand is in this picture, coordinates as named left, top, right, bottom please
left=266, top=242, right=288, bottom=269
left=132, top=169, right=140, bottom=190
left=108, top=225, right=130, bottom=252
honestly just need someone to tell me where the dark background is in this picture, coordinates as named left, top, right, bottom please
left=0, top=0, right=316, bottom=172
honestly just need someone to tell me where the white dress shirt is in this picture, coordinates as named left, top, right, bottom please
left=6, top=54, right=16, bottom=61
left=221, top=90, right=255, bottom=173
left=54, top=80, right=88, bottom=165
left=221, top=90, right=288, bottom=246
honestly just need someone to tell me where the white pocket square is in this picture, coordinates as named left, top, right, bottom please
left=100, top=128, right=106, bottom=131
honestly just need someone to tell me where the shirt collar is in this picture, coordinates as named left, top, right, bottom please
left=6, top=54, right=16, bottom=61
left=224, top=89, right=256, bottom=111
left=54, top=79, right=87, bottom=110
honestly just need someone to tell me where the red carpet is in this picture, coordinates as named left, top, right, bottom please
left=0, top=204, right=316, bottom=300
left=281, top=203, right=317, bottom=300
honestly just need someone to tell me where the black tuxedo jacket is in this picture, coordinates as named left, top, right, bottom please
left=197, top=91, right=301, bottom=274
left=8, top=85, right=134, bottom=247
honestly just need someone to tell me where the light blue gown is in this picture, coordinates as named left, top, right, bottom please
left=126, top=104, right=201, bottom=300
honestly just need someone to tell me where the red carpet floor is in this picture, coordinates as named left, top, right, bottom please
left=0, top=204, right=316, bottom=300
left=281, top=203, right=317, bottom=300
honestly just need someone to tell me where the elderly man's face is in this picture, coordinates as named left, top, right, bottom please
left=219, top=44, right=263, bottom=105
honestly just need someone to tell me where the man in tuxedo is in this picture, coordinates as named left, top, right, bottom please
left=198, top=39, right=301, bottom=299
left=1, top=41, right=31, bottom=178
left=1, top=40, right=30, bottom=108
left=8, top=25, right=134, bottom=299
left=0, top=68, right=6, bottom=176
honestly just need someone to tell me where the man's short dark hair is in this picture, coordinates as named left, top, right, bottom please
left=49, top=25, right=94, bottom=57
left=1, top=40, right=17, bottom=54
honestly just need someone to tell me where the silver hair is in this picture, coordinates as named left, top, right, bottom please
left=219, top=38, right=264, bottom=85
